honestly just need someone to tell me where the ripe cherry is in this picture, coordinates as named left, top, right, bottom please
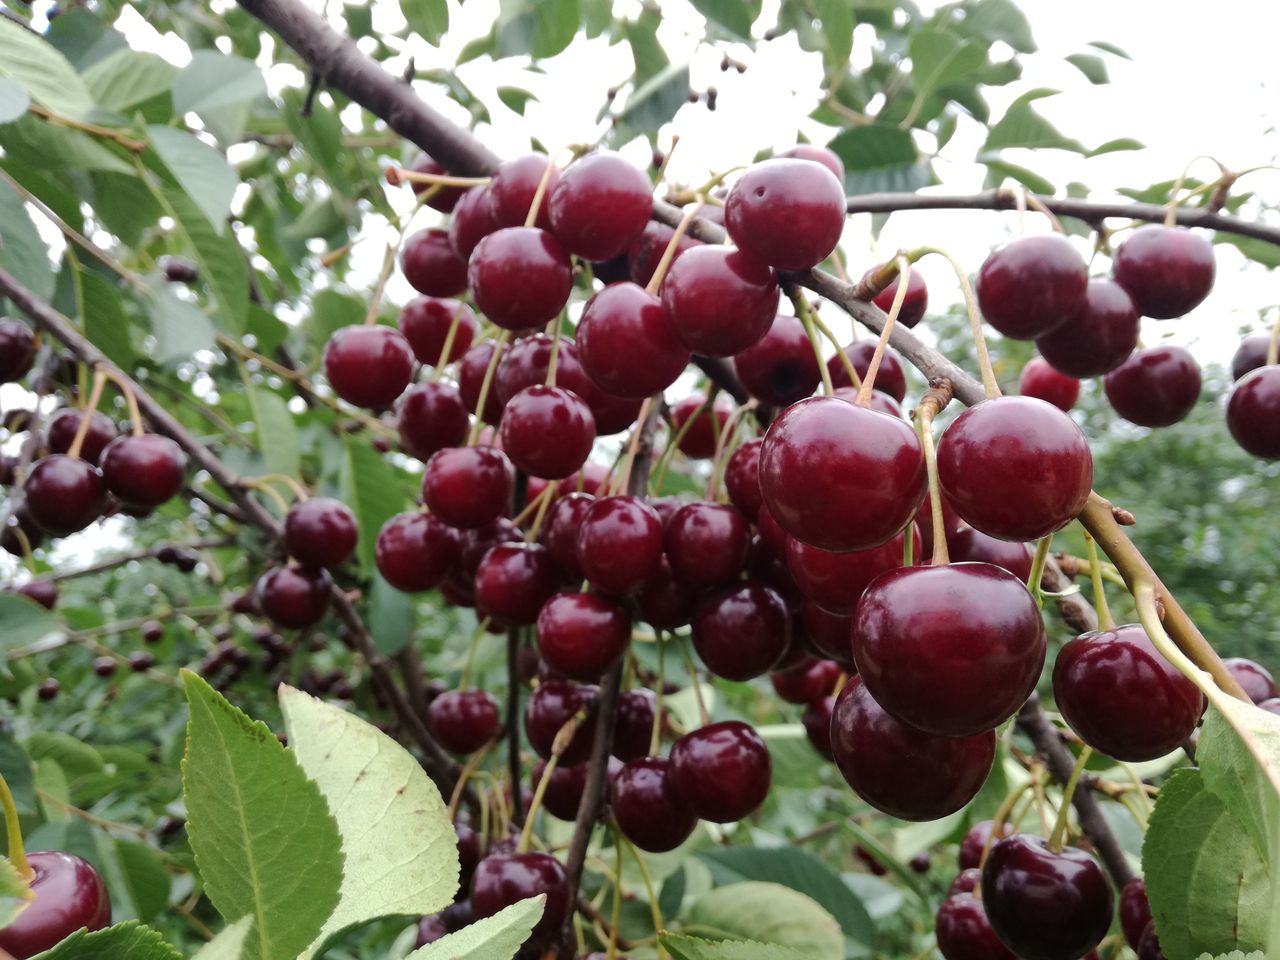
left=24, top=455, right=107, bottom=537
left=1223, top=657, right=1278, bottom=704
left=612, top=689, right=658, bottom=761
left=1227, top=367, right=1280, bottom=460
left=669, top=720, right=771, bottom=822
left=407, top=153, right=465, bottom=212
left=577, top=282, right=690, bottom=399
left=576, top=496, right=663, bottom=596
left=828, top=340, right=908, bottom=402
left=536, top=591, right=631, bottom=681
left=660, top=246, right=780, bottom=357
left=524, top=681, right=597, bottom=765
left=256, top=564, right=332, bottom=629
left=725, top=158, right=846, bottom=271
left=93, top=655, right=117, bottom=677
left=628, top=221, right=698, bottom=287
left=949, top=527, right=1032, bottom=581
left=936, top=884, right=1018, bottom=960
left=470, top=852, right=571, bottom=948
left=1034, top=278, right=1139, bottom=378
left=323, top=325, right=415, bottom=409
left=664, top=502, right=750, bottom=589
left=474, top=543, right=561, bottom=627
left=1119, top=877, right=1153, bottom=949
left=981, top=834, right=1113, bottom=960
left=759, top=396, right=926, bottom=552
left=723, top=438, right=764, bottom=520
left=692, top=581, right=790, bottom=681
left=486, top=154, right=561, bottom=230
left=397, top=382, right=470, bottom=462
left=801, top=601, right=855, bottom=669
left=401, top=228, right=469, bottom=298
left=450, top=186, right=500, bottom=260
left=99, top=434, right=187, bottom=509
left=456, top=518, right=522, bottom=583
left=15, top=581, right=57, bottom=611
left=0, top=319, right=36, bottom=383
left=637, top=557, right=700, bottom=630
left=1019, top=357, right=1080, bottom=412
left=532, top=756, right=621, bottom=821
left=669, top=394, right=733, bottom=460
left=500, top=385, right=596, bottom=480
left=399, top=297, right=477, bottom=365
left=830, top=676, right=995, bottom=821
left=1231, top=333, right=1272, bottom=381
left=45, top=408, right=117, bottom=465
left=976, top=234, right=1088, bottom=340
left=428, top=690, right=500, bottom=754
left=733, top=313, right=821, bottom=406
left=415, top=914, right=447, bottom=947
left=770, top=656, right=842, bottom=705
left=1137, top=920, right=1166, bottom=960
left=1104, top=345, right=1201, bottom=427
left=459, top=342, right=506, bottom=424
left=284, top=497, right=357, bottom=569
left=0, top=852, right=110, bottom=958
left=37, top=679, right=60, bottom=701
left=611, top=757, right=699, bottom=852
left=1053, top=623, right=1204, bottom=761
left=802, top=696, right=836, bottom=759
left=422, top=446, right=513, bottom=529
left=782, top=143, right=845, bottom=182
left=958, top=819, right=1013, bottom=870
left=786, top=526, right=917, bottom=616
left=541, top=493, right=594, bottom=578
left=937, top=396, right=1092, bottom=542
left=1112, top=224, right=1215, bottom=319
left=375, top=512, right=460, bottom=592
left=547, top=152, right=652, bottom=260
left=862, top=266, right=928, bottom=329
left=468, top=227, right=573, bottom=331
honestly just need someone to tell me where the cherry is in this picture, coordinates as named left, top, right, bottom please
left=663, top=502, right=749, bottom=590
left=1103, top=345, right=1201, bottom=427
left=1119, top=877, right=1153, bottom=950
left=723, top=438, right=764, bottom=520
left=691, top=581, right=790, bottom=681
left=532, top=756, right=621, bottom=820
left=827, top=340, right=908, bottom=402
left=669, top=394, right=733, bottom=460
left=1137, top=920, right=1166, bottom=960
left=628, top=221, right=698, bottom=287
left=733, top=313, right=821, bottom=406
left=830, top=677, right=995, bottom=821
left=612, top=689, right=658, bottom=761
left=1112, top=224, right=1215, bottom=319
left=459, top=342, right=506, bottom=424
left=669, top=720, right=771, bottom=822
left=981, top=834, right=1113, bottom=960
left=398, top=297, right=477, bottom=365
left=854, top=845, right=887, bottom=876
left=470, top=852, right=571, bottom=948
left=256, top=564, right=331, bottom=629
left=1019, top=357, right=1079, bottom=412
left=99, top=434, right=187, bottom=509
left=759, top=396, right=926, bottom=552
left=725, top=158, right=846, bottom=271
left=128, top=650, right=156, bottom=672
left=45, top=408, right=117, bottom=465
left=468, top=227, right=573, bottom=331
left=161, top=256, right=199, bottom=283
left=422, top=446, right=513, bottom=529
left=801, top=601, right=855, bottom=668
left=407, top=153, right=465, bottom=212
left=937, top=396, right=1092, bottom=542
left=323, top=325, right=416, bottom=409
left=535, top=591, right=631, bottom=681
left=1223, top=657, right=1278, bottom=704
left=786, top=526, right=917, bottom=616
left=401, top=228, right=469, bottom=298
left=0, top=852, right=110, bottom=958
left=450, top=186, right=500, bottom=260
left=547, top=152, right=652, bottom=260
left=428, top=690, right=500, bottom=754
left=1053, top=623, right=1204, bottom=761
left=525, top=681, right=598, bottom=765
left=415, top=914, right=448, bottom=947
left=1227, top=367, right=1280, bottom=460
left=936, top=883, right=1018, bottom=960
left=284, top=497, right=357, bottom=569
left=16, top=581, right=57, bottom=611
left=486, top=154, right=561, bottom=230
left=1034, top=278, right=1139, bottom=378
left=577, top=282, right=690, bottom=399
left=499, top=385, right=596, bottom=480
left=770, top=656, right=842, bottom=704
left=24, top=455, right=107, bottom=537
left=612, top=757, right=699, bottom=852
left=976, top=234, right=1088, bottom=340
left=541, top=493, right=595, bottom=578
left=576, top=496, right=664, bottom=596
left=375, top=512, right=460, bottom=592
left=493, top=333, right=591, bottom=408
left=801, top=696, right=835, bottom=759
left=958, top=819, right=1013, bottom=870
left=474, top=543, right=561, bottom=627
left=782, top=143, right=845, bottom=182
left=1231, top=333, right=1272, bottom=381
left=93, top=655, right=117, bottom=677
left=37, top=678, right=60, bottom=701
left=949, top=527, right=1032, bottom=582
left=0, top=319, right=36, bottom=383
left=141, top=620, right=165, bottom=644
left=660, top=246, right=780, bottom=357
left=637, top=557, right=699, bottom=630
left=457, top=518, right=523, bottom=582
left=861, top=266, right=928, bottom=329
left=397, top=382, right=471, bottom=461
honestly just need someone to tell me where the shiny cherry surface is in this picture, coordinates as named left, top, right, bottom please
left=669, top=394, right=733, bottom=459
left=24, top=455, right=107, bottom=537
left=612, top=689, right=658, bottom=761
left=786, top=526, right=917, bottom=616
left=949, top=526, right=1032, bottom=581
left=98, top=434, right=186, bottom=509
left=499, top=385, right=596, bottom=480
left=1019, top=357, right=1080, bottom=412
left=428, top=690, right=499, bottom=754
left=0, top=319, right=35, bottom=383
left=724, top=158, right=846, bottom=271
left=669, top=720, right=771, bottom=822
left=636, top=557, right=699, bottom=630
left=692, top=581, right=790, bottom=681
left=733, top=313, right=821, bottom=406
left=469, top=852, right=571, bottom=947
left=532, top=756, right=621, bottom=820
left=612, top=757, right=698, bottom=852
left=422, top=446, right=513, bottom=529
left=486, top=154, right=561, bottom=229
left=1035, top=278, right=1139, bottom=378
left=1223, top=656, right=1278, bottom=704
left=401, top=228, right=468, bottom=298
left=284, top=497, right=357, bottom=569
left=1227, top=367, right=1280, bottom=460
left=958, top=819, right=1013, bottom=870
left=802, top=696, right=836, bottom=759
left=801, top=601, right=855, bottom=668
left=398, top=296, right=477, bottom=365
left=524, top=681, right=598, bottom=765
left=827, top=340, right=908, bottom=402
left=782, top=143, right=845, bottom=181
left=627, top=221, right=698, bottom=286
left=770, top=656, right=842, bottom=705
left=577, top=282, right=690, bottom=399
left=1119, top=877, right=1152, bottom=950
left=540, top=493, right=594, bottom=578
left=576, top=495, right=664, bottom=596
left=0, top=852, right=110, bottom=959
left=1112, top=224, right=1215, bottom=319
left=449, top=186, right=500, bottom=259
left=547, top=152, right=652, bottom=260
left=407, top=153, right=465, bottom=211
left=468, top=227, right=573, bottom=331
left=536, top=591, right=631, bottom=681
left=1103, top=345, right=1201, bottom=427
left=935, top=888, right=1018, bottom=960
left=322, top=325, right=415, bottom=409
left=397, top=382, right=470, bottom=462
left=375, top=512, right=460, bottom=592
left=458, top=342, right=505, bottom=424
left=1231, top=333, right=1271, bottom=381
left=660, top=245, right=780, bottom=357
left=723, top=438, right=764, bottom=520
left=45, top=408, right=117, bottom=465
left=664, top=502, right=750, bottom=590
left=474, top=543, right=560, bottom=627
left=862, top=266, right=928, bottom=328
left=976, top=234, right=1088, bottom=340
left=256, top=564, right=332, bottom=629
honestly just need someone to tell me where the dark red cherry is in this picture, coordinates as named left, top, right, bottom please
left=1112, top=224, right=1215, bottom=319
left=37, top=679, right=60, bottom=701
left=949, top=527, right=1032, bottom=581
left=1119, top=877, right=1152, bottom=950
left=536, top=591, right=631, bottom=681
left=664, top=502, right=750, bottom=589
left=415, top=913, right=448, bottom=947
left=802, top=696, right=836, bottom=759
left=500, top=386, right=596, bottom=480
left=1227, top=367, right=1280, bottom=460
left=459, top=342, right=506, bottom=425
left=323, top=325, right=415, bottom=409
left=401, top=228, right=468, bottom=298
left=457, top=518, right=522, bottom=582
left=584, top=389, right=643, bottom=437
left=660, top=246, right=780, bottom=357
left=92, top=655, right=117, bottom=677
left=637, top=557, right=699, bottom=630
left=613, top=689, right=657, bottom=761
left=399, top=297, right=477, bottom=366
left=1019, top=357, right=1079, bottom=412
left=422, top=446, right=513, bottom=529
left=533, top=757, right=621, bottom=821
left=937, top=396, right=1092, bottom=542
left=474, top=543, right=560, bottom=627
left=981, top=834, right=1113, bottom=960
left=470, top=852, right=571, bottom=947
left=628, top=221, right=698, bottom=287
left=1035, top=278, right=1140, bottom=378
left=669, top=720, right=771, bottom=822
left=759, top=396, right=926, bottom=552
left=541, top=493, right=594, bottom=578
left=1103, top=345, right=1201, bottom=427
left=723, top=438, right=764, bottom=520
left=853, top=563, right=1045, bottom=736
left=691, top=581, right=790, bottom=681
left=936, top=885, right=1018, bottom=960
left=670, top=394, right=733, bottom=460
left=725, top=159, right=846, bottom=271
left=1224, top=657, right=1278, bottom=704
left=45, top=408, right=117, bottom=465
left=1137, top=920, right=1166, bottom=960
left=576, top=496, right=663, bottom=596
left=830, top=676, right=995, bottom=821
left=397, top=382, right=470, bottom=462
left=548, top=152, right=652, bottom=261
left=1053, top=623, right=1204, bottom=761
left=375, top=512, right=460, bottom=592
left=486, top=154, right=561, bottom=230
left=958, top=819, right=1013, bottom=870
left=786, top=526, right=917, bottom=616
left=733, top=313, right=821, bottom=406
left=524, top=681, right=598, bottom=765
left=828, top=340, right=907, bottom=402
left=428, top=690, right=500, bottom=754
left=577, top=282, right=690, bottom=399
left=99, top=434, right=187, bottom=509
left=16, top=580, right=57, bottom=611
left=976, top=234, right=1088, bottom=340
left=450, top=186, right=500, bottom=260
left=916, top=493, right=964, bottom=559
left=256, top=564, right=332, bottom=629
left=24, top=455, right=107, bottom=536
left=1231, top=333, right=1273, bottom=381
left=611, top=757, right=698, bottom=853
left=782, top=144, right=845, bottom=182
left=468, top=227, right=573, bottom=331
left=770, top=656, right=842, bottom=704
left=861, top=266, right=928, bottom=329
left=284, top=497, right=357, bottom=569
left=754, top=502, right=790, bottom=558
left=407, top=153, right=465, bottom=212
left=801, top=601, right=855, bottom=668
left=0, top=319, right=36, bottom=383
left=0, top=852, right=110, bottom=958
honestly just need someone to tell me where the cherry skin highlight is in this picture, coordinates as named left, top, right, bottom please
left=828, top=340, right=908, bottom=402
left=958, top=819, right=1013, bottom=870
left=935, top=885, right=1019, bottom=960
left=458, top=342, right=506, bottom=425
left=669, top=393, right=734, bottom=459
left=45, top=408, right=117, bottom=465
left=398, top=297, right=477, bottom=365
left=1224, top=657, right=1279, bottom=704
left=397, top=382, right=470, bottom=462
left=499, top=385, right=596, bottom=480
left=786, top=526, right=918, bottom=616
left=770, top=656, right=842, bottom=705
left=612, top=689, right=658, bottom=762
left=802, top=696, right=836, bottom=759
left=949, top=526, right=1033, bottom=581
left=976, top=234, right=1088, bottom=340
left=284, top=496, right=357, bottom=569
left=1231, top=333, right=1272, bottom=381
left=577, top=282, right=691, bottom=399
left=469, top=227, right=573, bottom=331
left=469, top=852, right=571, bottom=948
left=322, top=325, right=416, bottom=409
left=1104, top=345, right=1201, bottom=428
left=375, top=512, right=460, bottom=592
left=524, top=680, right=598, bottom=765
left=669, top=720, right=772, bottom=822
left=1112, top=224, right=1215, bottom=319
left=449, top=185, right=500, bottom=260
left=99, top=434, right=187, bottom=509
left=256, top=564, right=332, bottom=629
left=0, top=852, right=111, bottom=959
left=422, top=446, right=513, bottom=529
left=628, top=221, right=698, bottom=287
left=664, top=501, right=750, bottom=589
left=535, top=591, right=631, bottom=681
left=1119, top=877, right=1153, bottom=950
left=24, top=455, right=107, bottom=537
left=725, top=158, right=847, bottom=271
left=407, top=152, right=465, bottom=212
left=660, top=245, right=780, bottom=357
left=486, top=154, right=561, bottom=230
left=1035, top=278, right=1140, bottom=378
left=540, top=492, right=595, bottom=578
left=1227, top=366, right=1280, bottom=460
left=691, top=581, right=790, bottom=681
left=575, top=495, right=664, bottom=596
left=547, top=152, right=652, bottom=260
left=782, top=143, right=845, bottom=181
left=401, top=228, right=469, bottom=298
left=1019, top=357, right=1080, bottom=412
left=723, top=438, right=764, bottom=520
left=473, top=543, right=561, bottom=627
left=0, top=319, right=36, bottom=383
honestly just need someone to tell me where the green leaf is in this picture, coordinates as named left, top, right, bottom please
left=307, top=290, right=365, bottom=353
left=497, top=87, right=536, bottom=114
left=27, top=920, right=180, bottom=960
left=147, top=127, right=237, bottom=234
left=0, top=593, right=60, bottom=652
left=367, top=574, right=416, bottom=655
left=172, top=51, right=266, bottom=116
left=532, top=0, right=579, bottom=58
left=407, top=896, right=544, bottom=959
left=1087, top=137, right=1144, bottom=157
left=624, top=12, right=668, bottom=87
left=143, top=284, right=217, bottom=363
left=192, top=917, right=253, bottom=960
left=1087, top=40, right=1132, bottom=60
left=90, top=172, right=162, bottom=247
left=401, top=0, right=449, bottom=44
left=244, top=382, right=301, bottom=482
left=957, top=0, right=1036, bottom=53
left=688, top=0, right=761, bottom=40
left=684, top=882, right=844, bottom=960
left=180, top=671, right=344, bottom=960
left=0, top=855, right=33, bottom=929
left=661, top=934, right=807, bottom=960
left=1216, top=234, right=1280, bottom=270
left=828, top=125, right=927, bottom=195
left=76, top=262, right=134, bottom=369
left=82, top=49, right=176, bottom=113
left=0, top=17, right=95, bottom=120
left=1065, top=53, right=1108, bottom=84
left=909, top=30, right=986, bottom=110
left=110, top=840, right=171, bottom=925
left=341, top=436, right=409, bottom=575
left=983, top=90, right=1085, bottom=153
left=812, top=0, right=852, bottom=67
left=0, top=115, right=132, bottom=175
left=614, top=62, right=691, bottom=142
left=280, top=685, right=458, bottom=956
left=282, top=92, right=352, bottom=195
left=982, top=158, right=1055, bottom=195
left=151, top=185, right=248, bottom=332
left=0, top=78, right=30, bottom=125
left=0, top=176, right=55, bottom=303
left=0, top=730, right=36, bottom=815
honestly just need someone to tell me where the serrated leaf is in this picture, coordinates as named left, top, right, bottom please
left=532, top=0, right=579, bottom=58
left=143, top=284, right=216, bottom=362
left=192, top=917, right=253, bottom=960
left=688, top=0, right=761, bottom=40
left=401, top=0, right=449, bottom=44
left=0, top=78, right=30, bottom=125
left=0, top=855, right=33, bottom=929
left=1065, top=53, right=1108, bottom=84
left=0, top=593, right=60, bottom=652
left=685, top=882, right=843, bottom=960
left=244, top=382, right=300, bottom=482
left=172, top=51, right=266, bottom=117
left=957, top=0, right=1035, bottom=53
left=147, top=127, right=237, bottom=234
left=151, top=185, right=248, bottom=332
left=661, top=933, right=808, bottom=960
left=0, top=176, right=55, bottom=304
left=110, top=840, right=171, bottom=925
left=984, top=90, right=1085, bottom=153
left=341, top=436, right=409, bottom=575
left=0, top=17, right=94, bottom=120
left=407, top=896, right=544, bottom=960
left=280, top=685, right=458, bottom=956
left=27, top=920, right=180, bottom=960
left=82, top=49, right=175, bottom=113
left=828, top=125, right=928, bottom=195
left=181, top=672, right=343, bottom=960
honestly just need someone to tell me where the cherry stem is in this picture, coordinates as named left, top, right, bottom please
left=703, top=402, right=753, bottom=501
left=902, top=529, right=914, bottom=567
left=788, top=286, right=834, bottom=396
left=362, top=244, right=398, bottom=325
left=384, top=167, right=490, bottom=189
left=254, top=473, right=310, bottom=503
left=467, top=333, right=511, bottom=446
left=447, top=744, right=494, bottom=822
left=100, top=367, right=146, bottom=437
left=241, top=478, right=291, bottom=516
left=67, top=369, right=108, bottom=461
left=980, top=779, right=1035, bottom=873
left=1048, top=746, right=1093, bottom=853
left=649, top=632, right=666, bottom=756
left=652, top=134, right=679, bottom=191
left=0, top=774, right=30, bottom=881
left=1026, top=534, right=1053, bottom=607
left=914, top=401, right=949, bottom=567
left=650, top=394, right=713, bottom=495
left=810, top=309, right=860, bottom=388
left=607, top=830, right=624, bottom=960
left=855, top=255, right=910, bottom=407
left=618, top=830, right=666, bottom=956
left=1267, top=314, right=1280, bottom=367
left=523, top=155, right=562, bottom=230
left=1082, top=529, right=1115, bottom=630
left=1023, top=190, right=1065, bottom=234
left=1165, top=155, right=1226, bottom=227
left=915, top=246, right=1001, bottom=400
left=645, top=197, right=703, bottom=296
left=457, top=617, right=492, bottom=691
left=522, top=482, right=557, bottom=544
left=431, top=311, right=464, bottom=375
left=675, top=633, right=711, bottom=727
left=511, top=481, right=557, bottom=528
left=545, top=316, right=562, bottom=389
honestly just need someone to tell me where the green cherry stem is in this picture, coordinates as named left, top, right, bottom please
left=1083, top=528, right=1115, bottom=630
left=66, top=369, right=107, bottom=461
left=518, top=710, right=585, bottom=854
left=914, top=399, right=949, bottom=567
left=675, top=633, right=711, bottom=727
left=855, top=256, right=910, bottom=406
left=1048, top=746, right=1093, bottom=853
left=466, top=332, right=511, bottom=446
left=914, top=246, right=1001, bottom=400
left=0, top=773, right=31, bottom=880
left=787, top=285, right=835, bottom=396
left=1027, top=534, right=1054, bottom=607
left=646, top=198, right=702, bottom=296
left=430, top=310, right=464, bottom=376
left=649, top=631, right=666, bottom=757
